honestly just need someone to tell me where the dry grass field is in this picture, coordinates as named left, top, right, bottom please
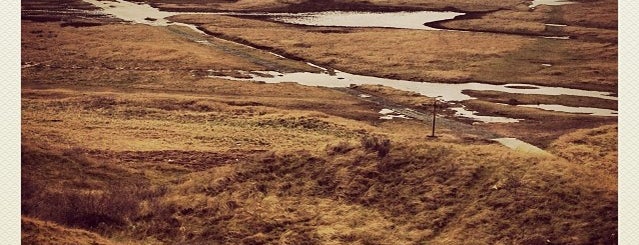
left=22, top=0, right=617, bottom=244
left=22, top=217, right=121, bottom=245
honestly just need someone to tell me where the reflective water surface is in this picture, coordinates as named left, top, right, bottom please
left=270, top=11, right=464, bottom=30
left=530, top=0, right=575, bottom=7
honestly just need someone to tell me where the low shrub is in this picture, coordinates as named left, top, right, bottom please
left=360, top=135, right=391, bottom=157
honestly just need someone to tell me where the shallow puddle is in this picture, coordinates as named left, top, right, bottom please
left=450, top=107, right=521, bottom=123
left=380, top=115, right=411, bottom=120
left=545, top=23, right=568, bottom=27
left=530, top=0, right=576, bottom=7
left=378, top=109, right=411, bottom=120
left=270, top=11, right=464, bottom=30
left=379, top=109, right=395, bottom=115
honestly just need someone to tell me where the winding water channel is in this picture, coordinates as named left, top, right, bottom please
left=82, top=0, right=617, bottom=123
left=208, top=70, right=617, bottom=123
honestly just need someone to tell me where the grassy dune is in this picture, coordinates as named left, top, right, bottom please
left=550, top=124, right=618, bottom=176
left=22, top=217, right=122, bottom=245
left=22, top=88, right=377, bottom=152
left=22, top=131, right=617, bottom=244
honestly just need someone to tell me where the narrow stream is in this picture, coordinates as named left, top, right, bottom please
left=82, top=0, right=617, bottom=123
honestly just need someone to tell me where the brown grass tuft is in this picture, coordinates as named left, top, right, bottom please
left=360, top=135, right=392, bottom=158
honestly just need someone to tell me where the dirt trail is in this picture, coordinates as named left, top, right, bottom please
left=492, top=138, right=553, bottom=156
left=165, top=25, right=311, bottom=73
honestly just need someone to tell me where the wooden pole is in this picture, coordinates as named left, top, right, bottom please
left=428, top=99, right=437, bottom=138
